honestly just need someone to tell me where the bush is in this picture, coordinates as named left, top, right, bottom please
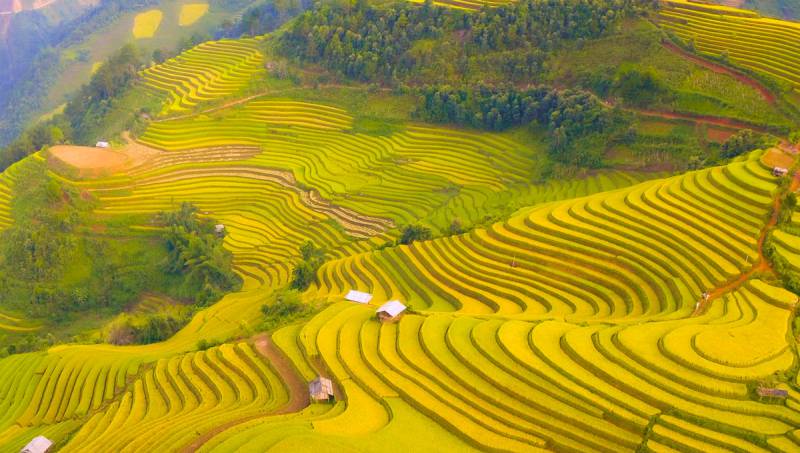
left=399, top=224, right=432, bottom=245
left=290, top=241, right=326, bottom=290
left=720, top=129, right=765, bottom=159
left=261, top=289, right=312, bottom=330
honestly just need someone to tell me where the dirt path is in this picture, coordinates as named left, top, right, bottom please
left=153, top=92, right=270, bottom=123
left=693, top=165, right=800, bottom=315
left=661, top=41, right=776, bottom=105
left=180, top=333, right=309, bottom=452
left=632, top=108, right=773, bottom=135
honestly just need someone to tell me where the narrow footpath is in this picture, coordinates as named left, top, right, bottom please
left=694, top=167, right=800, bottom=315
left=180, top=333, right=309, bottom=452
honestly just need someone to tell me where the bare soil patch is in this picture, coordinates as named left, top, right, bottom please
left=49, top=133, right=162, bottom=177
left=50, top=145, right=130, bottom=173
left=762, top=147, right=795, bottom=169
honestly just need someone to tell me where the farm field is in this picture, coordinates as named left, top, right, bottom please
left=0, top=130, right=795, bottom=449
left=659, top=0, right=800, bottom=97
left=1, top=1, right=800, bottom=451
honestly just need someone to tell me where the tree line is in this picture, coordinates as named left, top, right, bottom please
left=278, top=0, right=646, bottom=82
left=416, top=84, right=630, bottom=167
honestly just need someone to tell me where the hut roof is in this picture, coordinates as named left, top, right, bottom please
left=345, top=290, right=373, bottom=304
left=21, top=436, right=53, bottom=453
left=309, top=376, right=334, bottom=397
left=377, top=300, right=406, bottom=317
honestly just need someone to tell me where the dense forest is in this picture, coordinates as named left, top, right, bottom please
left=278, top=0, right=646, bottom=82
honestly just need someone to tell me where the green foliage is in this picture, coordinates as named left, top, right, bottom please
left=0, top=44, right=144, bottom=171
left=719, top=129, right=767, bottom=159
left=778, top=192, right=796, bottom=226
left=290, top=241, right=326, bottom=290
left=106, top=312, right=186, bottom=345
left=613, top=65, right=672, bottom=107
left=279, top=0, right=642, bottom=83
left=160, top=202, right=241, bottom=305
left=763, top=232, right=800, bottom=295
left=399, top=224, right=432, bottom=245
left=260, top=289, right=313, bottom=331
left=416, top=84, right=629, bottom=168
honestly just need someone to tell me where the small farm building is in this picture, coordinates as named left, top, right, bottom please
left=215, top=224, right=226, bottom=235
left=376, top=300, right=407, bottom=322
left=95, top=141, right=110, bottom=148
left=20, top=436, right=53, bottom=453
left=345, top=290, right=373, bottom=304
left=773, top=167, right=789, bottom=177
left=309, top=376, right=335, bottom=403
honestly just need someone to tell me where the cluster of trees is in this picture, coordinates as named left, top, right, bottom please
left=106, top=312, right=186, bottom=345
left=290, top=241, right=326, bottom=290
left=260, top=289, right=313, bottom=331
left=399, top=224, right=432, bottom=245
left=279, top=0, right=457, bottom=81
left=417, top=84, right=628, bottom=167
left=218, top=0, right=312, bottom=38
left=469, top=0, right=645, bottom=51
left=160, top=202, right=241, bottom=306
left=279, top=0, right=643, bottom=83
left=719, top=129, right=768, bottom=159
left=612, top=65, right=672, bottom=107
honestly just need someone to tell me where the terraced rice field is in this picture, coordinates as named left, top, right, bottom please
left=312, top=154, right=776, bottom=317
left=0, top=24, right=796, bottom=446
left=139, top=97, right=656, bottom=232
left=659, top=0, right=800, bottom=93
left=60, top=342, right=288, bottom=452
left=200, top=281, right=800, bottom=451
left=141, top=38, right=265, bottom=114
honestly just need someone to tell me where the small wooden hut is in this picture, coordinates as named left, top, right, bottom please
left=309, top=376, right=335, bottom=403
left=376, top=300, right=406, bottom=322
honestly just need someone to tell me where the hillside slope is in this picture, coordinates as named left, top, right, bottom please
left=0, top=0, right=799, bottom=451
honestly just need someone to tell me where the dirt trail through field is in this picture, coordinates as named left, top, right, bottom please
left=661, top=41, right=776, bottom=105
left=694, top=152, right=800, bottom=315
left=632, top=108, right=773, bottom=134
left=180, top=333, right=309, bottom=452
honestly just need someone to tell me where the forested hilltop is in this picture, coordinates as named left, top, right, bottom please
left=0, top=0, right=798, bottom=451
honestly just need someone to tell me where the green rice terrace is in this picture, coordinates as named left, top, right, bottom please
left=0, top=0, right=800, bottom=452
